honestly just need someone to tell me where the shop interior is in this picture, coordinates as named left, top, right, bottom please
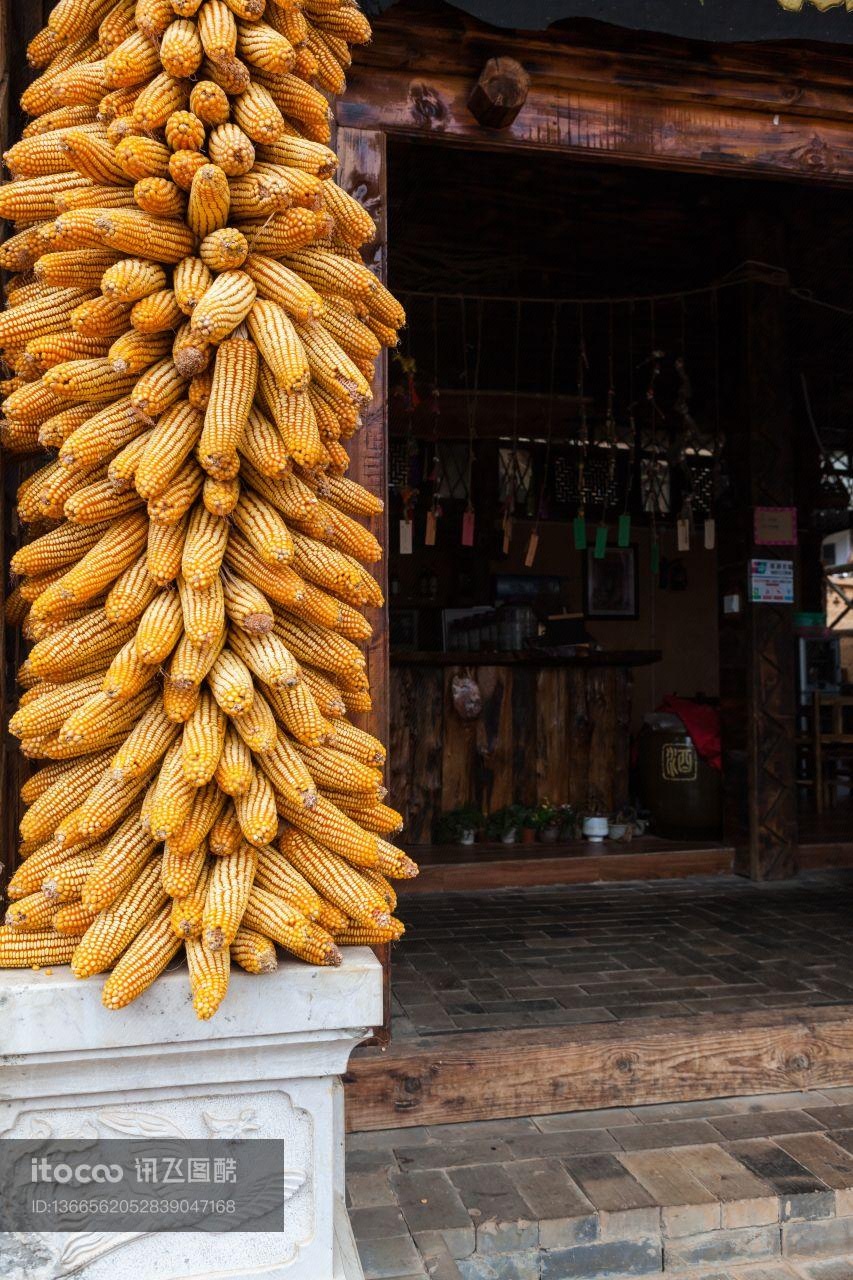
left=381, top=138, right=853, bottom=883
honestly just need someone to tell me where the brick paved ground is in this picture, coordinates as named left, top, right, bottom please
left=386, top=872, right=853, bottom=1041
left=347, top=1088, right=853, bottom=1279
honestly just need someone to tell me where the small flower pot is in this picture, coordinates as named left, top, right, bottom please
left=521, top=827, right=537, bottom=844
left=539, top=826, right=559, bottom=844
left=500, top=829, right=518, bottom=845
left=459, top=829, right=476, bottom=846
left=583, top=816, right=609, bottom=843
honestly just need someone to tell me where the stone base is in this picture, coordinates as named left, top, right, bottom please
left=0, top=948, right=383, bottom=1280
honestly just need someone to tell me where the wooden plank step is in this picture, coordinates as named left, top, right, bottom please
left=345, top=1004, right=853, bottom=1133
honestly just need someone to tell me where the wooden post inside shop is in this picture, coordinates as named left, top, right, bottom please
left=719, top=212, right=798, bottom=882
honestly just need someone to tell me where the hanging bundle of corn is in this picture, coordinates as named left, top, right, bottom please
left=1, top=0, right=412, bottom=1020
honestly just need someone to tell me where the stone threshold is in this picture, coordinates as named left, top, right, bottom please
left=347, top=1087, right=853, bottom=1280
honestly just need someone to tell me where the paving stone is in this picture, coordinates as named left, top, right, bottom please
left=598, top=1205, right=662, bottom=1240
left=349, top=1147, right=401, bottom=1174
left=619, top=1149, right=720, bottom=1221
left=395, top=1140, right=513, bottom=1171
left=351, top=1206, right=408, bottom=1239
left=389, top=1169, right=476, bottom=1258
left=663, top=1225, right=782, bottom=1268
left=350, top=1127, right=433, bottom=1150
left=505, top=1158, right=597, bottom=1248
left=566, top=1153, right=659, bottom=1213
left=507, top=1128, right=620, bottom=1159
left=533, top=1108, right=639, bottom=1132
left=709, top=1113, right=824, bottom=1142
left=540, top=1236, right=663, bottom=1279
left=426, top=1119, right=539, bottom=1143
left=726, top=1139, right=832, bottom=1221
left=796, top=1260, right=853, bottom=1280
left=457, top=1251, right=540, bottom=1280
left=661, top=1201, right=722, bottom=1239
left=783, top=1216, right=853, bottom=1259
left=348, top=1170, right=405, bottom=1209
left=613, top=1121, right=724, bottom=1152
left=804, top=1106, right=853, bottom=1130
left=358, top=1234, right=427, bottom=1280
left=448, top=1162, right=535, bottom=1228
left=414, top=1231, right=467, bottom=1279
left=774, top=1134, right=853, bottom=1192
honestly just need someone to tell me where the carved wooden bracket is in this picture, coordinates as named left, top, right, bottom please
left=467, top=56, right=530, bottom=129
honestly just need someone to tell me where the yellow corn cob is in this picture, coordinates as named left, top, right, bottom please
left=198, top=0, right=238, bottom=59
left=255, top=845, right=322, bottom=918
left=234, top=767, right=280, bottom=847
left=231, top=925, right=277, bottom=973
left=58, top=687, right=157, bottom=752
left=135, top=587, right=183, bottom=664
left=7, top=840, right=80, bottom=900
left=178, top=575, right=226, bottom=651
left=64, top=476, right=145, bottom=525
left=209, top=801, right=243, bottom=856
left=6, top=890, right=66, bottom=931
left=171, top=320, right=211, bottom=379
left=31, top=513, right=149, bottom=620
left=203, top=473, right=240, bottom=515
left=148, top=739, right=197, bottom=840
left=272, top=615, right=366, bottom=690
left=186, top=932, right=230, bottom=1019
left=130, top=356, right=188, bottom=421
left=147, top=513, right=188, bottom=584
left=224, top=532, right=304, bottom=611
left=0, top=927, right=77, bottom=967
left=187, top=162, right=231, bottom=239
left=240, top=207, right=331, bottom=259
left=236, top=406, right=289, bottom=477
left=102, top=634, right=157, bottom=700
left=101, top=903, right=182, bottom=1007
left=208, top=647, right=255, bottom=715
left=258, top=369, right=323, bottom=468
left=101, top=258, right=168, bottom=305
left=221, top=570, right=274, bottom=634
left=237, top=18, right=294, bottom=73
left=165, top=109, right=207, bottom=153
left=95, top=210, right=197, bottom=263
left=196, top=335, right=258, bottom=477
left=70, top=294, right=134, bottom=340
left=107, top=329, right=171, bottom=377
left=163, top=677, right=200, bottom=723
left=110, top=698, right=180, bottom=781
left=214, top=724, right=255, bottom=795
left=375, top=840, right=418, bottom=880
left=181, top=504, right=229, bottom=589
left=275, top=790, right=379, bottom=868
left=0, top=286, right=100, bottom=346
left=115, top=135, right=172, bottom=182
left=202, top=53, right=251, bottom=96
left=22, top=759, right=84, bottom=805
left=292, top=43, right=320, bottom=83
left=169, top=628, right=225, bottom=690
left=167, top=779, right=226, bottom=853
left=207, top=121, right=255, bottom=176
left=24, top=332, right=110, bottom=377
left=182, top=688, right=227, bottom=785
left=103, top=30, right=161, bottom=88
left=189, top=269, right=257, bottom=346
left=135, top=402, right=202, bottom=499
left=108, top=426, right=153, bottom=490
left=233, top=489, right=294, bottom=565
left=147, top=458, right=204, bottom=524
left=321, top=473, right=384, bottom=517
left=296, top=742, right=381, bottom=795
left=104, top=554, right=159, bottom=624
left=130, top=289, right=184, bottom=333
left=57, top=397, right=140, bottom=471
left=81, top=811, right=155, bottom=907
left=202, top=840, right=257, bottom=948
left=54, top=901, right=100, bottom=935
left=134, top=175, right=187, bottom=217
left=325, top=796, right=403, bottom=838
left=99, top=0, right=137, bottom=52
left=160, top=19, right=204, bottom=77
left=11, top=520, right=104, bottom=578
left=243, top=458, right=318, bottom=524
left=199, top=227, right=249, bottom=272
left=168, top=149, right=210, bottom=193
left=335, top=919, right=404, bottom=946
left=189, top=78, right=231, bottom=126
left=299, top=665, right=346, bottom=719
left=27, top=609, right=133, bottom=682
left=245, top=298, right=310, bottom=395
left=232, top=80, right=285, bottom=145
left=173, top=257, right=213, bottom=318
left=72, top=856, right=166, bottom=977
left=264, top=678, right=330, bottom=746
left=357, top=865, right=398, bottom=910
left=242, top=884, right=305, bottom=942
left=221, top=0, right=264, bottom=21
left=231, top=686, right=277, bottom=752
left=254, top=71, right=330, bottom=140
left=307, top=28, right=348, bottom=93
left=244, top=253, right=325, bottom=323
left=10, top=673, right=105, bottom=742
left=161, top=837, right=208, bottom=897
left=135, top=0, right=174, bottom=40
left=255, top=728, right=315, bottom=805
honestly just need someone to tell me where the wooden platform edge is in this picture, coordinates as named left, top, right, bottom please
left=344, top=1003, right=853, bottom=1132
left=399, top=846, right=735, bottom=894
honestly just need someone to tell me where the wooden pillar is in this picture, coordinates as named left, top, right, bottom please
left=719, top=219, right=798, bottom=881
left=334, top=126, right=392, bottom=1040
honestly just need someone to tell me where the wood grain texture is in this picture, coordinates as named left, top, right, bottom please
left=345, top=1003, right=853, bottom=1131
left=339, top=6, right=853, bottom=186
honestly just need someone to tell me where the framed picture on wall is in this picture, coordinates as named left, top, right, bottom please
left=584, top=546, right=639, bottom=620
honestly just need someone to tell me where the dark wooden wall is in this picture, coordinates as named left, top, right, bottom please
left=391, top=661, right=631, bottom=843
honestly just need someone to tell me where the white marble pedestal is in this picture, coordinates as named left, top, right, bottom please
left=0, top=947, right=383, bottom=1280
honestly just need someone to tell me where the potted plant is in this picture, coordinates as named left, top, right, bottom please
left=557, top=803, right=577, bottom=841
left=528, top=799, right=562, bottom=843
left=520, top=806, right=538, bottom=844
left=486, top=804, right=527, bottom=844
left=435, top=806, right=484, bottom=846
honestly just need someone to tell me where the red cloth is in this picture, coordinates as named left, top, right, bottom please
left=658, top=695, right=722, bottom=772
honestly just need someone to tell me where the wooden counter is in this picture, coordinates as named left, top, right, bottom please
left=390, top=650, right=660, bottom=845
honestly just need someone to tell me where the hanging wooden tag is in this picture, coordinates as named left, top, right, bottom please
left=502, top=512, right=513, bottom=555
left=399, top=519, right=413, bottom=555
left=704, top=517, right=716, bottom=550
left=677, top=518, right=690, bottom=552
left=425, top=509, right=437, bottom=546
left=573, top=515, right=587, bottom=550
left=524, top=530, right=539, bottom=567
left=594, top=525, right=608, bottom=559
left=461, top=510, right=475, bottom=546
left=617, top=513, right=631, bottom=548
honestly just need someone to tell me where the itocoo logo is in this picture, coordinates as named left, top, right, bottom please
left=31, top=1158, right=123, bottom=1185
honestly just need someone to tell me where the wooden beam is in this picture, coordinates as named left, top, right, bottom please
left=344, top=1003, right=853, bottom=1131
left=339, top=6, right=853, bottom=186
left=467, top=56, right=530, bottom=129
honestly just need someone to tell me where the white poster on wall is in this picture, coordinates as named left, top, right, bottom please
left=749, top=558, right=794, bottom=605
